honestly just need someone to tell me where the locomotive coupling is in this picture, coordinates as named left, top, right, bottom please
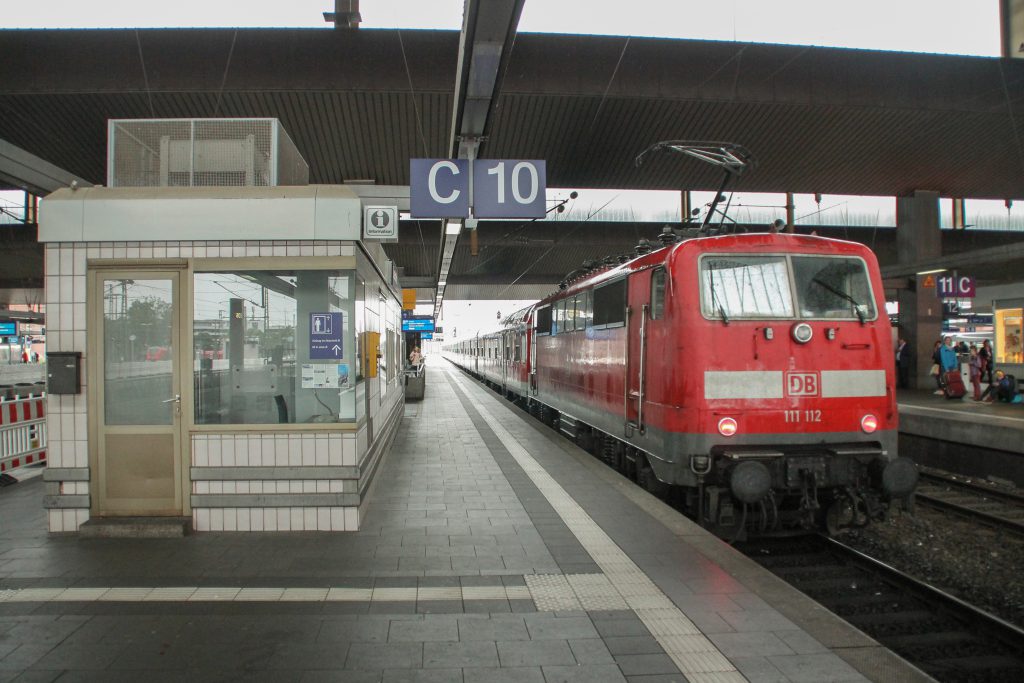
left=880, top=457, right=919, bottom=499
left=729, top=460, right=772, bottom=504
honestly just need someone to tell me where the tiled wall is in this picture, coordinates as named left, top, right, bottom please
left=191, top=432, right=359, bottom=532
left=43, top=240, right=396, bottom=533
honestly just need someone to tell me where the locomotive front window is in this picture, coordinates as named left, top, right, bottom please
left=792, top=256, right=876, bottom=321
left=700, top=256, right=794, bottom=319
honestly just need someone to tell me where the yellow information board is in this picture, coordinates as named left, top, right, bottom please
left=402, top=289, right=416, bottom=311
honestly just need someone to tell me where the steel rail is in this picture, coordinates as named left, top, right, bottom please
left=821, top=535, right=1024, bottom=655
left=914, top=491, right=1024, bottom=535
left=918, top=470, right=1024, bottom=507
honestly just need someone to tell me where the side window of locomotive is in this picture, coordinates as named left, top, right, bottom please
left=700, top=255, right=794, bottom=319
left=791, top=256, right=876, bottom=320
left=536, top=305, right=552, bottom=336
left=565, top=298, right=576, bottom=332
left=557, top=298, right=569, bottom=333
left=651, top=268, right=667, bottom=319
left=593, top=278, right=627, bottom=329
left=571, top=295, right=584, bottom=331
left=580, top=290, right=594, bottom=329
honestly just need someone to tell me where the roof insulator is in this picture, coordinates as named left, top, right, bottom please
left=658, top=225, right=678, bottom=246
left=634, top=239, right=652, bottom=256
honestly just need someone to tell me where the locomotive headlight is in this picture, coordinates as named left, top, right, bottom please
left=860, top=414, right=879, bottom=433
left=791, top=322, right=813, bottom=344
left=717, top=417, right=738, bottom=437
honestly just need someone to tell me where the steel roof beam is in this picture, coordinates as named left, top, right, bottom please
left=0, top=139, right=91, bottom=196
left=436, top=0, right=526, bottom=318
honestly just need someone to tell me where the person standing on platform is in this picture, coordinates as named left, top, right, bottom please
left=931, top=339, right=944, bottom=394
left=895, top=338, right=910, bottom=389
left=979, top=339, right=993, bottom=384
left=408, top=346, right=422, bottom=367
left=968, top=346, right=982, bottom=400
left=939, top=336, right=958, bottom=373
left=938, top=336, right=959, bottom=396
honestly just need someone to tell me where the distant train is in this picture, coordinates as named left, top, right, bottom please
left=445, top=230, right=918, bottom=539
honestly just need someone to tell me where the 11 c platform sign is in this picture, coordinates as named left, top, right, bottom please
left=936, top=275, right=975, bottom=299
left=410, top=158, right=546, bottom=219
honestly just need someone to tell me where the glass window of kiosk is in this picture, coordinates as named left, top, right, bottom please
left=995, top=307, right=1023, bottom=365
left=193, top=269, right=356, bottom=425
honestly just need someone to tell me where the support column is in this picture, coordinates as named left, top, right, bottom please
left=896, top=190, right=942, bottom=389
left=785, top=192, right=795, bottom=233
left=1001, top=0, right=1024, bottom=58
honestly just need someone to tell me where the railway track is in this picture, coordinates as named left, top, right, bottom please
left=738, top=535, right=1024, bottom=683
left=915, top=469, right=1024, bottom=535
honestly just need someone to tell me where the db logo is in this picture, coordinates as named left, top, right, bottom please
left=786, top=372, right=819, bottom=397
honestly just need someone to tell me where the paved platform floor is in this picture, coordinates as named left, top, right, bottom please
left=0, top=364, right=931, bottom=682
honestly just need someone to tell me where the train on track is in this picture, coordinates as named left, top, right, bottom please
left=444, top=228, right=918, bottom=539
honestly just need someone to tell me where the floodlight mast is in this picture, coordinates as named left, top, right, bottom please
left=635, top=141, right=754, bottom=233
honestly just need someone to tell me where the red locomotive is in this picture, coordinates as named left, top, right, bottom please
left=445, top=229, right=918, bottom=539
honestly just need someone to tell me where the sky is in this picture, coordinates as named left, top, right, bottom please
left=0, top=0, right=1003, bottom=57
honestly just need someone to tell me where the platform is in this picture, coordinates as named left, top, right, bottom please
left=0, top=363, right=930, bottom=682
left=897, top=388, right=1024, bottom=486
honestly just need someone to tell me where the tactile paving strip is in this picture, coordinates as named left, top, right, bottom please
left=525, top=574, right=582, bottom=611
left=0, top=582, right=536, bottom=606
left=450, top=372, right=746, bottom=682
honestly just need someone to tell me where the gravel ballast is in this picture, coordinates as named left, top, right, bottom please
left=844, top=504, right=1024, bottom=629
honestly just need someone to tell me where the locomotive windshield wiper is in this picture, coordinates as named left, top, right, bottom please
left=810, top=277, right=866, bottom=324
left=708, top=267, right=730, bottom=325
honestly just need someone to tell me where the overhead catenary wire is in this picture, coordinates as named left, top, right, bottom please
left=212, top=31, right=239, bottom=117
left=397, top=30, right=429, bottom=157
left=134, top=31, right=156, bottom=118
left=495, top=194, right=621, bottom=299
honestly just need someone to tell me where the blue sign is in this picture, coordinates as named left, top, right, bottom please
left=419, top=332, right=434, bottom=340
left=410, top=158, right=547, bottom=219
left=0, top=321, right=16, bottom=336
left=473, top=160, right=546, bottom=218
left=402, top=318, right=435, bottom=332
left=309, top=312, right=344, bottom=360
left=410, top=159, right=470, bottom=218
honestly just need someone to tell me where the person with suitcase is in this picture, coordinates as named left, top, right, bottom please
left=939, top=337, right=965, bottom=399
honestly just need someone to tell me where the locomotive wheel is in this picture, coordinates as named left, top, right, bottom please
left=825, top=497, right=855, bottom=536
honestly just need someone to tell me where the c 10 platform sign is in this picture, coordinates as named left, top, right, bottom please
left=410, top=158, right=546, bottom=219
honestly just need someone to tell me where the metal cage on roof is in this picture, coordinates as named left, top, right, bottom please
left=107, top=118, right=309, bottom=188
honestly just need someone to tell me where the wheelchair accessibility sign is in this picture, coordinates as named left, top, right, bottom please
left=310, top=312, right=343, bottom=359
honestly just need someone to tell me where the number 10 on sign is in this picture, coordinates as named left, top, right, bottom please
left=473, top=159, right=547, bottom=219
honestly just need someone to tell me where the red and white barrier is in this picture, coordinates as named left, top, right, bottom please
left=0, top=394, right=47, bottom=474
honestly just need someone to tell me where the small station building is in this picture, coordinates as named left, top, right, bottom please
left=39, top=119, right=405, bottom=533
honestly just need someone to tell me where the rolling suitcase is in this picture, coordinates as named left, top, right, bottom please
left=943, top=370, right=966, bottom=399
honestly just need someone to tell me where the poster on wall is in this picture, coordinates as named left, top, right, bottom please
left=301, top=363, right=350, bottom=388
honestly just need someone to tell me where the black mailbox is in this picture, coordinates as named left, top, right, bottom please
left=47, top=352, right=82, bottom=395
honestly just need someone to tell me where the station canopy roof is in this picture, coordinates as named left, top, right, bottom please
left=2, top=28, right=1024, bottom=296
